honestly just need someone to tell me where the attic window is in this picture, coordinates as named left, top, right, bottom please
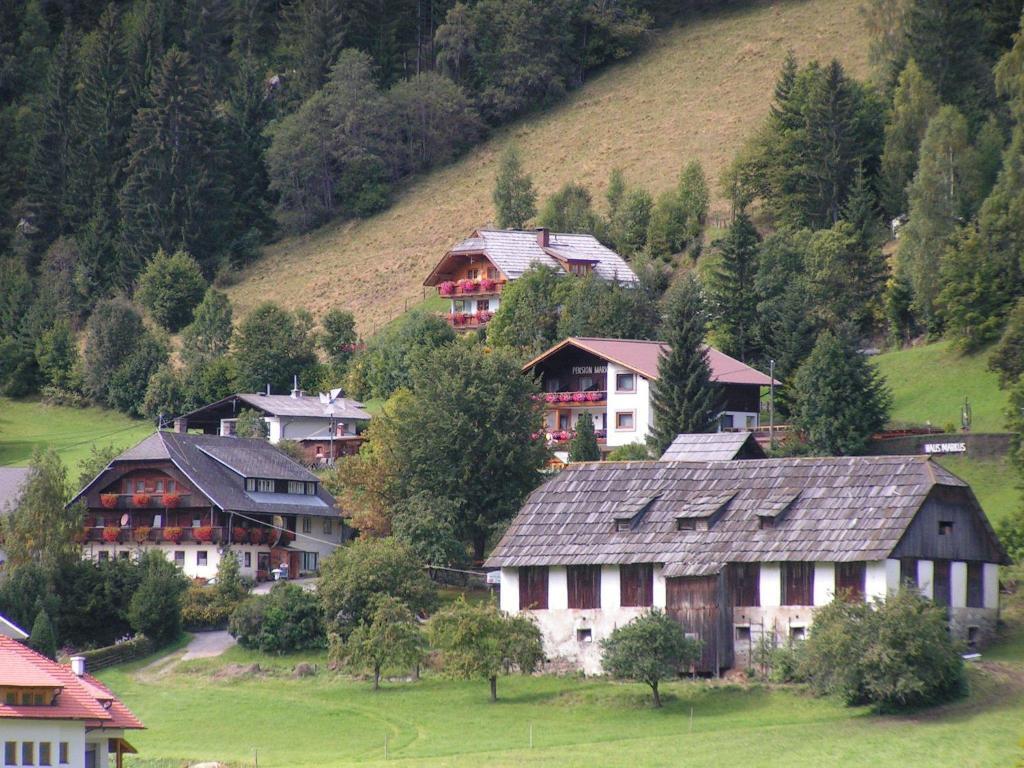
left=758, top=516, right=774, bottom=530
left=615, top=519, right=633, bottom=532
left=676, top=518, right=697, bottom=531
left=938, top=520, right=954, bottom=536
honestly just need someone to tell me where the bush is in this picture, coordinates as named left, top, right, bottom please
left=180, top=585, right=233, bottom=630
left=799, top=588, right=966, bottom=710
left=136, top=249, right=208, bottom=332
left=229, top=583, right=324, bottom=653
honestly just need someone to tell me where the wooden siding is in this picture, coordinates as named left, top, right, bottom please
left=933, top=560, right=951, bottom=606
left=720, top=383, right=761, bottom=413
left=782, top=562, right=814, bottom=605
left=620, top=564, right=654, bottom=607
left=900, top=557, right=917, bottom=586
left=835, top=561, right=866, bottom=601
left=967, top=562, right=984, bottom=607
left=567, top=565, right=601, bottom=609
left=666, top=574, right=731, bottom=674
left=519, top=566, right=548, bottom=610
left=731, top=563, right=760, bottom=607
left=891, top=486, right=1004, bottom=563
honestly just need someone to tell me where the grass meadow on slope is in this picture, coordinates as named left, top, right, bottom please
left=226, top=0, right=870, bottom=333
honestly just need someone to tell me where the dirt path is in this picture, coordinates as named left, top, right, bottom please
left=136, top=631, right=237, bottom=682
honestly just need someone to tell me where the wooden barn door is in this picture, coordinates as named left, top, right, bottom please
left=666, top=575, right=721, bottom=674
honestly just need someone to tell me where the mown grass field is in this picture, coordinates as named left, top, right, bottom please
left=226, top=0, right=871, bottom=333
left=101, top=631, right=1024, bottom=768
left=0, top=396, right=152, bottom=474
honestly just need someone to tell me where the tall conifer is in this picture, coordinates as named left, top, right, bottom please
left=709, top=213, right=760, bottom=363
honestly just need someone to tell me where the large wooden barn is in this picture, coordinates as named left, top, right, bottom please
left=485, top=456, right=1007, bottom=675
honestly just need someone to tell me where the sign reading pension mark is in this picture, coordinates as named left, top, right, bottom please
left=571, top=366, right=607, bottom=375
left=924, top=442, right=967, bottom=454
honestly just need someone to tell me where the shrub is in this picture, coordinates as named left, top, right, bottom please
left=136, top=249, right=208, bottom=332
left=229, top=583, right=324, bottom=653
left=128, top=551, right=190, bottom=645
left=799, top=588, right=966, bottom=710
left=215, top=551, right=248, bottom=604
left=181, top=585, right=232, bottom=630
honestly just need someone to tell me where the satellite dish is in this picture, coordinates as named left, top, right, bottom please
left=120, top=514, right=129, bottom=526
left=153, top=514, right=162, bottom=528
left=272, top=515, right=286, bottom=545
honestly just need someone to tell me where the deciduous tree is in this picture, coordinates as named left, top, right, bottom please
left=492, top=144, right=536, bottom=229
left=136, top=249, right=208, bottom=332
left=1, top=448, right=80, bottom=570
left=341, top=595, right=426, bottom=689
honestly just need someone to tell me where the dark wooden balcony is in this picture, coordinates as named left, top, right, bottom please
left=438, top=280, right=505, bottom=298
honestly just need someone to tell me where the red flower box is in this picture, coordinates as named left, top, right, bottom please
left=249, top=527, right=264, bottom=545
left=458, top=278, right=477, bottom=292
left=132, top=493, right=151, bottom=507
left=545, top=393, right=558, bottom=403
left=100, top=493, right=118, bottom=509
left=102, top=526, right=121, bottom=543
left=587, top=391, right=603, bottom=402
left=163, top=526, right=183, bottom=544
left=193, top=526, right=214, bottom=542
left=558, top=393, right=572, bottom=402
left=438, top=281, right=456, bottom=296
left=572, top=392, right=586, bottom=402
left=281, top=530, right=295, bottom=544
left=163, top=492, right=181, bottom=508
left=452, top=312, right=466, bottom=326
left=233, top=527, right=248, bottom=543
left=477, top=310, right=492, bottom=323
left=479, top=277, right=495, bottom=292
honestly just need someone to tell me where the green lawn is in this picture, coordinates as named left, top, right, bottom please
left=101, top=641, right=1024, bottom=768
left=873, top=341, right=1010, bottom=433
left=0, top=396, right=152, bottom=474
left=935, top=455, right=1019, bottom=528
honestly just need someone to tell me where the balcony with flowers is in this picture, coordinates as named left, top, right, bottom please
left=542, top=428, right=608, bottom=446
left=98, top=491, right=191, bottom=510
left=447, top=310, right=494, bottom=329
left=437, top=277, right=505, bottom=298
left=535, top=390, right=608, bottom=407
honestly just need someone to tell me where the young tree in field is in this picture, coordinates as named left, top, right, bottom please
left=342, top=595, right=426, bottom=690
left=35, top=320, right=79, bottom=391
left=650, top=276, right=720, bottom=454
left=601, top=609, right=702, bottom=707
left=233, top=302, right=319, bottom=393
left=429, top=598, right=543, bottom=702
left=677, top=160, right=709, bottom=254
left=136, top=249, right=208, bottom=332
left=28, top=608, right=58, bottom=660
left=610, top=188, right=654, bottom=257
left=493, top=144, right=536, bottom=229
left=1, top=448, right=80, bottom=569
left=215, top=550, right=248, bottom=605
left=791, top=331, right=891, bottom=455
left=180, top=288, right=234, bottom=370
left=709, top=212, right=760, bottom=363
left=880, top=59, right=941, bottom=216
left=606, top=168, right=627, bottom=219
left=569, top=415, right=601, bottom=462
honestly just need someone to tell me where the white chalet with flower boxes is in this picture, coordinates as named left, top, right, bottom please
left=72, top=431, right=350, bottom=581
left=485, top=456, right=1007, bottom=675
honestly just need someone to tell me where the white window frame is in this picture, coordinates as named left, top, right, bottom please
left=288, top=480, right=305, bottom=495
left=256, top=479, right=274, bottom=493
left=197, top=551, right=208, bottom=567
left=302, top=517, right=312, bottom=534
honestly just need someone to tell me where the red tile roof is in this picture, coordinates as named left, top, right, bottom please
left=523, top=337, right=777, bottom=386
left=0, top=637, right=143, bottom=728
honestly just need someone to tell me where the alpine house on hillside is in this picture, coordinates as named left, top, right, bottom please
left=523, top=337, right=776, bottom=456
left=423, top=228, right=638, bottom=331
left=72, top=431, right=350, bottom=581
left=486, top=456, right=1007, bottom=675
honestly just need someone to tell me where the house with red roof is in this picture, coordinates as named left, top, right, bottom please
left=0, top=636, right=142, bottom=767
left=523, top=337, right=776, bottom=457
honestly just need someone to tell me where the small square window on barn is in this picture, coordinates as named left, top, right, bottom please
left=735, top=625, right=751, bottom=642
left=620, top=564, right=654, bottom=607
left=758, top=516, right=774, bottom=530
left=790, top=626, right=806, bottom=642
left=518, top=566, right=549, bottom=610
left=567, top=565, right=602, bottom=609
left=577, top=628, right=592, bottom=643
left=676, top=518, right=697, bottom=531
left=938, top=520, right=954, bottom=536
left=615, top=518, right=632, bottom=532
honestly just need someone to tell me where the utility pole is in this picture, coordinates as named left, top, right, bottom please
left=769, top=359, right=776, bottom=450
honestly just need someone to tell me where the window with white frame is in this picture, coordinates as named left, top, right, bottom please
left=302, top=517, right=312, bottom=534
left=288, top=480, right=305, bottom=494
left=256, top=479, right=274, bottom=493
left=197, top=551, right=208, bottom=567
left=302, top=552, right=319, bottom=571
left=245, top=478, right=256, bottom=492
left=615, top=411, right=635, bottom=430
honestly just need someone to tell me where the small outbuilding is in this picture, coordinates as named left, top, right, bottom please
left=659, top=432, right=766, bottom=462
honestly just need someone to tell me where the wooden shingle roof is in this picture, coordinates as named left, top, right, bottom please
left=485, top=456, right=1005, bottom=576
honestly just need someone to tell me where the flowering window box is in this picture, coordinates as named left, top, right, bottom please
left=479, top=277, right=496, bottom=292
left=193, top=526, right=214, bottom=543
left=102, top=526, right=121, bottom=543
left=163, top=492, right=181, bottom=508
left=249, top=527, right=265, bottom=545
left=477, top=310, right=493, bottom=323
left=571, top=392, right=587, bottom=402
left=100, top=493, right=119, bottom=509
left=452, top=312, right=466, bottom=326
left=558, top=393, right=572, bottom=402
left=457, top=279, right=477, bottom=293
left=544, top=393, right=559, bottom=403
left=163, top=527, right=183, bottom=544
left=133, top=525, right=152, bottom=544
left=438, top=281, right=456, bottom=296
left=132, top=493, right=151, bottom=507
left=233, top=527, right=248, bottom=544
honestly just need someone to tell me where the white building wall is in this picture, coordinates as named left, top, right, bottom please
left=605, top=364, right=652, bottom=448
left=917, top=559, right=934, bottom=599
left=549, top=566, right=568, bottom=610
left=950, top=561, right=968, bottom=608
left=653, top=564, right=667, bottom=608
left=866, top=559, right=901, bottom=601
left=601, top=565, right=620, bottom=610
left=983, top=563, right=1000, bottom=609
left=0, top=720, right=89, bottom=768
left=276, top=416, right=336, bottom=443
left=813, top=562, right=835, bottom=605
left=500, top=567, right=519, bottom=612
left=760, top=563, right=781, bottom=607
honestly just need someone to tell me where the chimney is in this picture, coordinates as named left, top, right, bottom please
left=70, top=656, right=86, bottom=677
left=535, top=227, right=549, bottom=247
left=173, top=417, right=188, bottom=434
left=291, top=375, right=303, bottom=399
left=264, top=383, right=270, bottom=396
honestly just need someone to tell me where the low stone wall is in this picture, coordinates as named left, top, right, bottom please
left=868, top=432, right=1013, bottom=460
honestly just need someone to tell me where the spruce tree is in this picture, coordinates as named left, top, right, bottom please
left=278, top=0, right=346, bottom=99
left=989, top=297, right=1024, bottom=387
left=709, top=212, right=761, bottom=363
left=493, top=144, right=536, bottom=229
left=29, top=608, right=58, bottom=660
left=125, top=0, right=168, bottom=110
left=606, top=168, right=626, bottom=219
left=569, top=415, right=601, bottom=462
left=650, top=275, right=720, bottom=454
left=879, top=59, right=940, bottom=217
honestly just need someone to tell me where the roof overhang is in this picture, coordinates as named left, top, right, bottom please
left=423, top=249, right=499, bottom=286
left=521, top=337, right=659, bottom=380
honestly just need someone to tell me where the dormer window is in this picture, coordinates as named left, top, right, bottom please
left=288, top=481, right=305, bottom=495
left=615, top=518, right=633, bottom=532
left=676, top=518, right=697, bottom=532
left=758, top=516, right=774, bottom=530
left=938, top=520, right=954, bottom=536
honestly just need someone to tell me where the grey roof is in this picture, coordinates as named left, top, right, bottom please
left=485, top=456, right=1002, bottom=576
left=182, top=393, right=370, bottom=422
left=452, top=229, right=638, bottom=284
left=660, top=432, right=766, bottom=461
left=73, top=432, right=337, bottom=518
left=0, top=468, right=30, bottom=516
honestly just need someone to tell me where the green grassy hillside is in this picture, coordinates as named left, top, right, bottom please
left=226, top=0, right=870, bottom=334
left=0, top=397, right=152, bottom=475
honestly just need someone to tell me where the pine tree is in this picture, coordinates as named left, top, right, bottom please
left=879, top=59, right=941, bottom=217
left=29, top=608, right=58, bottom=660
left=568, top=414, right=601, bottom=462
left=279, top=0, right=346, bottom=99
left=125, top=0, right=168, bottom=109
left=709, top=212, right=760, bottom=362
left=119, top=47, right=228, bottom=280
left=493, top=144, right=536, bottom=229
left=650, top=275, right=720, bottom=454
left=606, top=167, right=626, bottom=219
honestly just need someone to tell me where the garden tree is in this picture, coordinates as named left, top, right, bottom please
left=321, top=307, right=358, bottom=377
left=677, top=160, right=709, bottom=248
left=428, top=598, right=544, bottom=702
left=128, top=550, right=190, bottom=645
left=606, top=442, right=651, bottom=460
left=318, top=537, right=437, bottom=633
left=600, top=609, right=702, bottom=708
left=799, top=588, right=965, bottom=709
left=35, top=320, right=79, bottom=391
left=557, top=275, right=660, bottom=341
left=351, top=310, right=455, bottom=400
left=183, top=355, right=237, bottom=410
left=389, top=72, right=483, bottom=175
left=568, top=415, right=601, bottom=461
left=136, top=249, right=208, bottom=332
left=180, top=288, right=234, bottom=369
left=606, top=168, right=627, bottom=219
left=142, top=365, right=187, bottom=422
left=492, top=144, right=537, bottom=229
left=791, top=331, right=892, bottom=455
left=610, top=188, right=654, bottom=257
left=278, top=0, right=346, bottom=98
left=649, top=276, right=720, bottom=455
left=388, top=342, right=548, bottom=559
left=879, top=59, right=941, bottom=216
left=106, top=331, right=169, bottom=417
left=29, top=608, right=58, bottom=660
left=229, top=582, right=325, bottom=652
left=805, top=221, right=887, bottom=334
left=119, top=47, right=229, bottom=280
left=708, top=212, right=760, bottom=363
left=233, top=302, right=319, bottom=393
left=645, top=190, right=688, bottom=262
left=215, top=551, right=248, bottom=604
left=1, top=448, right=80, bottom=570
left=235, top=408, right=269, bottom=439
left=897, top=106, right=981, bottom=332
left=341, top=595, right=426, bottom=690
left=391, top=491, right=467, bottom=568
left=486, top=265, right=566, bottom=351
left=538, top=182, right=603, bottom=235
left=990, top=298, right=1024, bottom=387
